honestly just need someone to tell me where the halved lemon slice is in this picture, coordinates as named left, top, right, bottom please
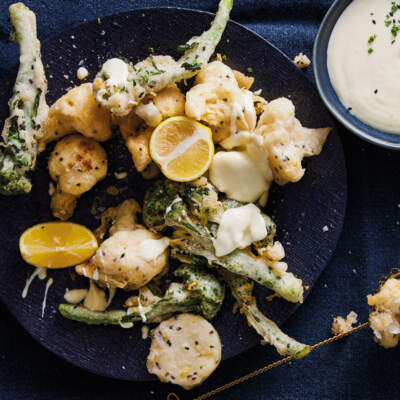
left=19, top=222, right=98, bottom=269
left=150, top=116, right=214, bottom=182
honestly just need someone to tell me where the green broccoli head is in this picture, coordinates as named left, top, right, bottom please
left=174, top=264, right=225, bottom=320
left=143, top=180, right=180, bottom=229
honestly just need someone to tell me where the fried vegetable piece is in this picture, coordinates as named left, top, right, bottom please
left=153, top=84, right=185, bottom=119
left=185, top=61, right=256, bottom=143
left=255, top=97, right=331, bottom=185
left=48, top=134, right=108, bottom=220
left=59, top=263, right=225, bottom=325
left=121, top=264, right=225, bottom=323
left=221, top=270, right=310, bottom=358
left=143, top=180, right=304, bottom=303
left=40, top=83, right=112, bottom=150
left=331, top=311, right=358, bottom=335
left=368, top=276, right=400, bottom=348
left=147, top=313, right=222, bottom=389
left=0, top=3, right=48, bottom=195
left=93, top=0, right=233, bottom=116
left=75, top=199, right=169, bottom=290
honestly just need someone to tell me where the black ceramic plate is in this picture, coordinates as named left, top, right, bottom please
left=0, top=8, right=346, bottom=381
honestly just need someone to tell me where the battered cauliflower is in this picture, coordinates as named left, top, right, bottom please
left=153, top=84, right=185, bottom=119
left=76, top=199, right=169, bottom=290
left=40, top=83, right=112, bottom=150
left=186, top=61, right=256, bottom=143
left=48, top=134, right=107, bottom=220
left=255, top=97, right=331, bottom=185
left=368, top=277, right=400, bottom=348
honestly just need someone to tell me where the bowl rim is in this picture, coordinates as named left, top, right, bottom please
left=313, top=0, right=400, bottom=151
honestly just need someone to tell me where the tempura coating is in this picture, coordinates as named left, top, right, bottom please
left=147, top=313, right=221, bottom=389
left=40, top=83, right=112, bottom=150
left=48, top=134, right=107, bottom=220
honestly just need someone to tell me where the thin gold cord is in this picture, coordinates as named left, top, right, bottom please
left=167, top=321, right=369, bottom=400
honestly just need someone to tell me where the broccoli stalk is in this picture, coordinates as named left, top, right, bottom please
left=59, top=264, right=225, bottom=325
left=0, top=3, right=48, bottom=195
left=221, top=270, right=311, bottom=358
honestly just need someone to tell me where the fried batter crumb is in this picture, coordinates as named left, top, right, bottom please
left=294, top=53, right=311, bottom=69
left=331, top=311, right=358, bottom=335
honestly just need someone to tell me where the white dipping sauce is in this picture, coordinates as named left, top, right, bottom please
left=328, top=0, right=400, bottom=134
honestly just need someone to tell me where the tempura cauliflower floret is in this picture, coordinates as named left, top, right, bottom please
left=256, top=97, right=331, bottom=185
left=368, top=277, right=400, bottom=348
left=186, top=61, right=256, bottom=142
left=76, top=199, right=169, bottom=290
left=331, top=311, right=358, bottom=335
left=48, top=134, right=107, bottom=220
left=153, top=84, right=185, bottom=119
left=147, top=313, right=221, bottom=390
left=40, top=83, right=112, bottom=150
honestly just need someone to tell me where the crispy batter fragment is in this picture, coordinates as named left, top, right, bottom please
left=331, top=311, right=358, bottom=335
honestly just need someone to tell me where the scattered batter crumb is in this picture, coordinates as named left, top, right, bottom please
left=331, top=311, right=358, bottom=335
left=266, top=293, right=280, bottom=302
left=114, top=171, right=127, bottom=180
left=106, top=186, right=119, bottom=196
left=322, top=225, right=329, bottom=232
left=294, top=53, right=311, bottom=69
left=77, top=66, right=89, bottom=80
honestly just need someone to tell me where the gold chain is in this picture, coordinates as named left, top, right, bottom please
left=167, top=322, right=369, bottom=400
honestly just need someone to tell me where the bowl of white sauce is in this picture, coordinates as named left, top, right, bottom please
left=314, top=0, right=400, bottom=149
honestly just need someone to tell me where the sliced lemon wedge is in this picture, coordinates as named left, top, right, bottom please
left=19, top=222, right=98, bottom=269
left=150, top=116, right=214, bottom=182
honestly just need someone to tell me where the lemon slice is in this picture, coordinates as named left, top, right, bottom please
left=19, top=222, right=98, bottom=269
left=150, top=116, right=214, bottom=182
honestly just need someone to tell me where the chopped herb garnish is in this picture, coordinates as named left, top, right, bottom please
left=45, top=64, right=50, bottom=69
left=141, top=13, right=145, bottom=17
left=247, top=67, right=253, bottom=73
left=177, top=42, right=198, bottom=53
left=368, top=34, right=377, bottom=44
left=97, top=17, right=101, bottom=25
left=181, top=61, right=202, bottom=71
left=385, top=19, right=392, bottom=27
left=221, top=54, right=227, bottom=61
left=368, top=47, right=374, bottom=54
left=148, top=46, right=154, bottom=53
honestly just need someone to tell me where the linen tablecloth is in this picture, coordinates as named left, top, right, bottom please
left=1, top=1, right=399, bottom=399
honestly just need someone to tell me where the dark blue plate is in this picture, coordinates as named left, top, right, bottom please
left=0, top=8, right=346, bottom=381
left=313, top=0, right=400, bottom=150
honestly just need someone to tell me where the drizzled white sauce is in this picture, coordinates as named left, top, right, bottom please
left=213, top=204, right=267, bottom=257
left=328, top=0, right=400, bottom=134
left=138, top=237, right=170, bottom=262
left=22, top=267, right=47, bottom=298
left=210, top=133, right=272, bottom=203
left=41, top=278, right=53, bottom=318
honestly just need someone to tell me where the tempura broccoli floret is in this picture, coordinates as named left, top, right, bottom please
left=58, top=264, right=225, bottom=325
left=0, top=3, right=48, bottom=195
left=143, top=179, right=304, bottom=303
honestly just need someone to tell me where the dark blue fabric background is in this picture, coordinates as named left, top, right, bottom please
left=0, top=1, right=399, bottom=399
